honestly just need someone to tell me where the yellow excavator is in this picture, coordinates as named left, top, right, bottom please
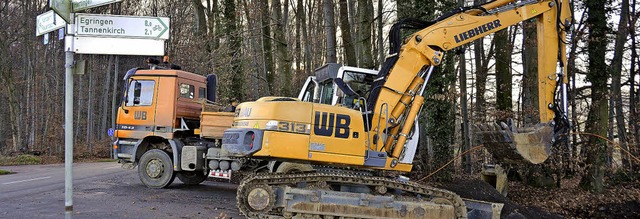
left=222, top=0, right=572, bottom=218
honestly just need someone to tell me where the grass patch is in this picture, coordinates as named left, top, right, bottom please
left=0, top=155, right=42, bottom=166
left=13, top=154, right=42, bottom=165
left=0, top=169, right=14, bottom=175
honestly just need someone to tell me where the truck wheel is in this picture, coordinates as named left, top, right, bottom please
left=275, top=162, right=313, bottom=174
left=138, top=149, right=176, bottom=188
left=177, top=171, right=207, bottom=185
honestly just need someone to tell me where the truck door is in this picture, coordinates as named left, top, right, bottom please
left=116, top=78, right=158, bottom=139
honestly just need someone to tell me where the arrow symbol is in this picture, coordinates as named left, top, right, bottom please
left=155, top=18, right=168, bottom=38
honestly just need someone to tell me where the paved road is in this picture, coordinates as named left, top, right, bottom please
left=0, top=162, right=242, bottom=218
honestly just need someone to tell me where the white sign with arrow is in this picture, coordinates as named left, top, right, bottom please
left=75, top=14, right=170, bottom=40
left=36, top=10, right=66, bottom=36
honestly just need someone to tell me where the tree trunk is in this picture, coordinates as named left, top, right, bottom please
left=302, top=0, right=312, bottom=76
left=376, top=0, right=384, bottom=66
left=630, top=0, right=639, bottom=170
left=357, top=0, right=374, bottom=68
left=610, top=0, right=630, bottom=169
left=495, top=28, right=512, bottom=121
left=1, top=71, right=22, bottom=152
left=457, top=0, right=471, bottom=173
left=338, top=0, right=357, bottom=66
left=295, top=0, right=303, bottom=72
left=473, top=0, right=487, bottom=122
left=323, top=0, right=337, bottom=63
left=261, top=0, right=275, bottom=94
left=208, top=0, right=221, bottom=51
left=273, top=0, right=292, bottom=96
left=87, top=61, right=95, bottom=152
left=522, top=19, right=539, bottom=126
left=579, top=0, right=609, bottom=193
left=223, top=0, right=244, bottom=100
left=192, top=0, right=207, bottom=36
left=101, top=56, right=113, bottom=141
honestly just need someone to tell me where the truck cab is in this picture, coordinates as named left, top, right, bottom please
left=114, top=66, right=219, bottom=166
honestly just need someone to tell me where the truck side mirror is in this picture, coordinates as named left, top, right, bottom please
left=133, top=81, right=142, bottom=105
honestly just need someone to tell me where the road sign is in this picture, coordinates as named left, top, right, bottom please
left=50, top=0, right=71, bottom=23
left=73, top=0, right=123, bottom=12
left=36, top=10, right=66, bottom=36
left=72, top=36, right=165, bottom=56
left=75, top=14, right=170, bottom=39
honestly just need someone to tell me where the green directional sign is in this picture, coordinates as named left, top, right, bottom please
left=50, top=0, right=71, bottom=23
left=75, top=14, right=170, bottom=39
left=73, top=0, right=123, bottom=12
left=36, top=10, right=66, bottom=36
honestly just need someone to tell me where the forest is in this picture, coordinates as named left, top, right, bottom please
left=0, top=0, right=639, bottom=217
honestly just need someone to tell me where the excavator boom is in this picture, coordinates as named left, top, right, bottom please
left=368, top=0, right=572, bottom=164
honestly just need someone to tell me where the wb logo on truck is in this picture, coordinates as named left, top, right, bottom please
left=134, top=111, right=147, bottom=120
left=313, top=112, right=350, bottom=139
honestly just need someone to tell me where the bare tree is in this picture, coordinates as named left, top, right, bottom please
left=261, top=0, right=275, bottom=94
left=580, top=0, right=609, bottom=193
left=610, top=0, right=631, bottom=169
left=357, top=0, right=374, bottom=68
left=323, top=0, right=337, bottom=63
left=338, top=0, right=357, bottom=66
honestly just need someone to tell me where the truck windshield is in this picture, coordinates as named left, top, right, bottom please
left=125, top=80, right=156, bottom=106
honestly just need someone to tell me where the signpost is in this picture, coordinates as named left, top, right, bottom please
left=41, top=0, right=168, bottom=218
left=50, top=0, right=71, bottom=23
left=36, top=10, right=66, bottom=36
left=75, top=14, right=170, bottom=39
left=72, top=0, right=123, bottom=12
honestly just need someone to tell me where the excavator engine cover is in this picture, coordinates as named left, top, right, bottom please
left=475, top=122, right=554, bottom=164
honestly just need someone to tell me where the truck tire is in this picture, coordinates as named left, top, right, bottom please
left=177, top=171, right=207, bottom=185
left=138, top=149, right=176, bottom=188
left=275, top=162, right=313, bottom=173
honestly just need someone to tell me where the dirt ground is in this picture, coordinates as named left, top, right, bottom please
left=508, top=178, right=640, bottom=218
left=434, top=176, right=640, bottom=219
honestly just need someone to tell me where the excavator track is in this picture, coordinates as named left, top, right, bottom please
left=237, top=172, right=467, bottom=219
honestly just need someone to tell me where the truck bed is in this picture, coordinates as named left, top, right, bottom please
left=200, top=111, right=235, bottom=139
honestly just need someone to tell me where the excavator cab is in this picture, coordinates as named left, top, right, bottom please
left=298, top=64, right=378, bottom=109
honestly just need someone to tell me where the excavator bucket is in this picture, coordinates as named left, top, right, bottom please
left=474, top=122, right=554, bottom=164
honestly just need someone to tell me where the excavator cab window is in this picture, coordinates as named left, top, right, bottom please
left=318, top=81, right=334, bottom=105
left=301, top=81, right=316, bottom=102
left=125, top=80, right=155, bottom=106
left=339, top=71, right=374, bottom=109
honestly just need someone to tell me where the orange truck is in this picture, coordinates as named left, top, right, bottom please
left=114, top=62, right=380, bottom=188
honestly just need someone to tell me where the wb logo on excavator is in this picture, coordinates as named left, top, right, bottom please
left=313, top=112, right=350, bottom=139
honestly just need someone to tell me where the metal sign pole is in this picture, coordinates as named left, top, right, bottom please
left=64, top=12, right=75, bottom=219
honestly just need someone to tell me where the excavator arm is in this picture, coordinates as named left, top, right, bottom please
left=369, top=0, right=572, bottom=164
